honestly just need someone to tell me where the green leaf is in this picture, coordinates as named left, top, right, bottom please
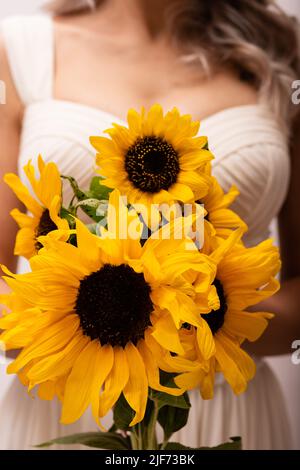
left=164, top=442, right=192, bottom=450
left=149, top=371, right=190, bottom=411
left=86, top=223, right=98, bottom=235
left=108, top=424, right=118, bottom=433
left=89, top=176, right=112, bottom=201
left=75, top=199, right=105, bottom=223
left=113, top=394, right=135, bottom=431
left=164, top=436, right=242, bottom=451
left=61, top=175, right=87, bottom=201
left=60, top=207, right=76, bottom=228
left=206, top=436, right=242, bottom=450
left=149, top=372, right=191, bottom=441
left=36, top=432, right=130, bottom=450
left=149, top=389, right=190, bottom=411
left=75, top=198, right=103, bottom=209
left=158, top=402, right=190, bottom=439
left=61, top=176, right=104, bottom=222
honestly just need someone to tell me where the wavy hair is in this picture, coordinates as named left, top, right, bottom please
left=47, top=0, right=300, bottom=125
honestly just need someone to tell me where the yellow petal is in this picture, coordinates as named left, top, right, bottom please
left=223, top=310, right=272, bottom=342
left=61, top=341, right=113, bottom=424
left=196, top=320, right=216, bottom=360
left=175, top=368, right=204, bottom=390
left=38, top=381, right=56, bottom=401
left=215, top=332, right=255, bottom=394
left=168, top=183, right=194, bottom=203
left=8, top=315, right=80, bottom=374
left=10, top=209, right=36, bottom=228
left=151, top=313, right=184, bottom=355
left=98, top=346, right=129, bottom=418
left=123, top=343, right=148, bottom=426
left=91, top=344, right=114, bottom=425
left=138, top=339, right=185, bottom=396
left=27, top=333, right=89, bottom=383
left=14, top=228, right=37, bottom=258
left=75, top=219, right=102, bottom=271
left=48, top=195, right=69, bottom=233
left=38, top=161, right=62, bottom=207
left=210, top=227, right=244, bottom=264
left=127, top=108, right=142, bottom=135
left=4, top=173, right=42, bottom=217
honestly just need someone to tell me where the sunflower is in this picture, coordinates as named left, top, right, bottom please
left=90, top=105, right=213, bottom=215
left=175, top=229, right=280, bottom=397
left=193, top=176, right=247, bottom=254
left=201, top=176, right=247, bottom=238
left=4, top=156, right=69, bottom=259
left=0, top=190, right=216, bottom=427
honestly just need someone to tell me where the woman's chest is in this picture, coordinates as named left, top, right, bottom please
left=54, top=32, right=258, bottom=121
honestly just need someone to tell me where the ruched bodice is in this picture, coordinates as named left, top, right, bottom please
left=0, top=14, right=293, bottom=450
left=2, top=15, right=290, bottom=248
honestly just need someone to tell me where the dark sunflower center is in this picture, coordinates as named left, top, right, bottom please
left=75, top=264, right=153, bottom=347
left=125, top=136, right=180, bottom=193
left=35, top=209, right=57, bottom=250
left=202, top=279, right=227, bottom=335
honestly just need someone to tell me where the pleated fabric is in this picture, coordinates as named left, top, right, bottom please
left=0, top=15, right=292, bottom=450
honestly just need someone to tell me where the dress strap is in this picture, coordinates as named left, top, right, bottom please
left=1, top=15, right=53, bottom=106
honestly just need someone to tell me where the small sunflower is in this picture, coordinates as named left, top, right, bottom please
left=0, top=190, right=216, bottom=427
left=176, top=230, right=280, bottom=397
left=4, top=156, right=69, bottom=259
left=201, top=176, right=247, bottom=239
left=194, top=176, right=247, bottom=254
left=90, top=105, right=213, bottom=212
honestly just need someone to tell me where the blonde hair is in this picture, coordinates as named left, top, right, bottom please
left=47, top=0, right=300, bottom=125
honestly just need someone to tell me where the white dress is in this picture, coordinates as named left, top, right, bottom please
left=0, top=15, right=294, bottom=450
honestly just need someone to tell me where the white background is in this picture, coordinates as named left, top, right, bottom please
left=0, top=0, right=300, bottom=449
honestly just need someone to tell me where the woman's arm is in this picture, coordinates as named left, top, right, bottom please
left=0, top=34, right=23, bottom=300
left=247, top=111, right=300, bottom=356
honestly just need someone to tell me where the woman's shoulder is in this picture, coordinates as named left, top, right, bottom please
left=0, top=15, right=53, bottom=107
left=0, top=31, right=22, bottom=115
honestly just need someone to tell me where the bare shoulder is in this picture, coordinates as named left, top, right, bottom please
left=0, top=33, right=23, bottom=120
left=52, top=13, right=99, bottom=55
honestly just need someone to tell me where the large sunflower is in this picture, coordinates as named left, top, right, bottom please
left=4, top=156, right=69, bottom=259
left=0, top=190, right=216, bottom=427
left=90, top=105, right=213, bottom=212
left=175, top=230, right=280, bottom=397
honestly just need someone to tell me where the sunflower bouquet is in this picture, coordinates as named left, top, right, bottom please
left=0, top=105, right=280, bottom=450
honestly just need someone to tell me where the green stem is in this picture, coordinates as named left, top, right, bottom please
left=137, top=423, right=143, bottom=450
left=146, top=400, right=159, bottom=450
left=129, top=429, right=139, bottom=450
left=160, top=437, right=170, bottom=450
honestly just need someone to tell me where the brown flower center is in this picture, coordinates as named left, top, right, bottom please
left=35, top=209, right=57, bottom=251
left=125, top=136, right=180, bottom=193
left=202, top=279, right=227, bottom=334
left=75, top=264, right=153, bottom=347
